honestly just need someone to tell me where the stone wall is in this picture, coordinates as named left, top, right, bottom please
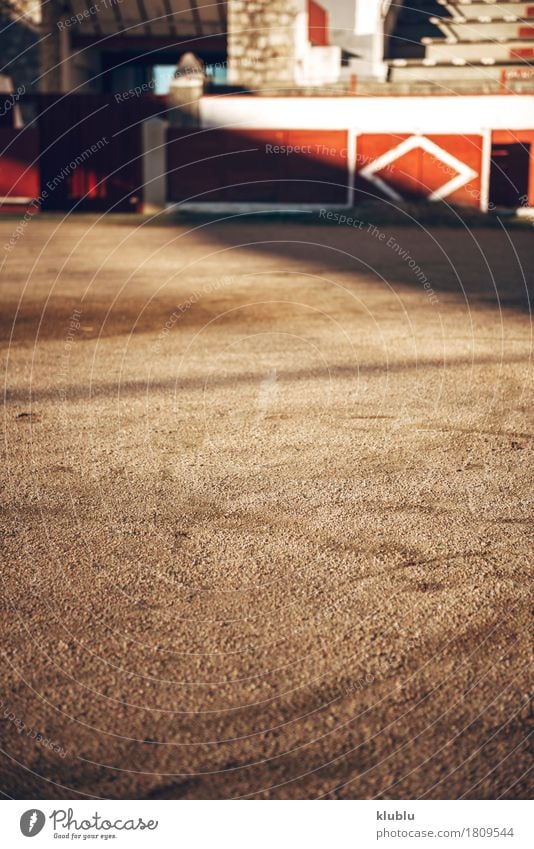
left=227, top=0, right=308, bottom=90
left=0, top=0, right=41, bottom=91
left=1, top=0, right=39, bottom=23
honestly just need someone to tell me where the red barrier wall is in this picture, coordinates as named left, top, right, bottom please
left=354, top=134, right=484, bottom=207
left=0, top=128, right=40, bottom=212
left=167, top=128, right=348, bottom=204
left=36, top=95, right=162, bottom=212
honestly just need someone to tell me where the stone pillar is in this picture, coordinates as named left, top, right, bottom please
left=40, top=0, right=66, bottom=92
left=227, top=0, right=308, bottom=90
left=167, top=53, right=205, bottom=127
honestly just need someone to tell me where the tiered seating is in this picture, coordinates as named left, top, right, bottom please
left=437, top=1, right=534, bottom=23
left=388, top=1, right=534, bottom=85
left=387, top=0, right=445, bottom=60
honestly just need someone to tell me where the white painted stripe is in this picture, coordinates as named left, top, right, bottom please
left=200, top=95, right=534, bottom=133
left=0, top=196, right=34, bottom=204
left=358, top=135, right=478, bottom=203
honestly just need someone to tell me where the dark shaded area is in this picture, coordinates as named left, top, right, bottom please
left=1, top=218, right=532, bottom=357
left=5, top=353, right=531, bottom=406
left=490, top=143, right=531, bottom=209
left=387, top=0, right=450, bottom=60
left=167, top=128, right=348, bottom=204
left=32, top=94, right=165, bottom=213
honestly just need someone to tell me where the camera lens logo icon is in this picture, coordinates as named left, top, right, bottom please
left=20, top=810, right=46, bottom=837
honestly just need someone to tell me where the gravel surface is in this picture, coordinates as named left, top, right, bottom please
left=0, top=214, right=532, bottom=799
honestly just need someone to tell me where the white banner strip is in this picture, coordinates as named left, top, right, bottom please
left=4, top=799, right=533, bottom=848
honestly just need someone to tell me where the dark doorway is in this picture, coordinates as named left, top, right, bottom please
left=489, top=142, right=531, bottom=208
left=36, top=94, right=162, bottom=213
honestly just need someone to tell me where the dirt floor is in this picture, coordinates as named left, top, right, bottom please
left=0, top=212, right=532, bottom=800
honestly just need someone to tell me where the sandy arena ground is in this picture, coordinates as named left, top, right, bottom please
left=0, top=213, right=532, bottom=800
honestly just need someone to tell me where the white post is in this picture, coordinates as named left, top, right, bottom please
left=142, top=117, right=169, bottom=214
left=480, top=128, right=492, bottom=213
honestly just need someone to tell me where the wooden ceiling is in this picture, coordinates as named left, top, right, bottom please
left=67, top=0, right=227, bottom=39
